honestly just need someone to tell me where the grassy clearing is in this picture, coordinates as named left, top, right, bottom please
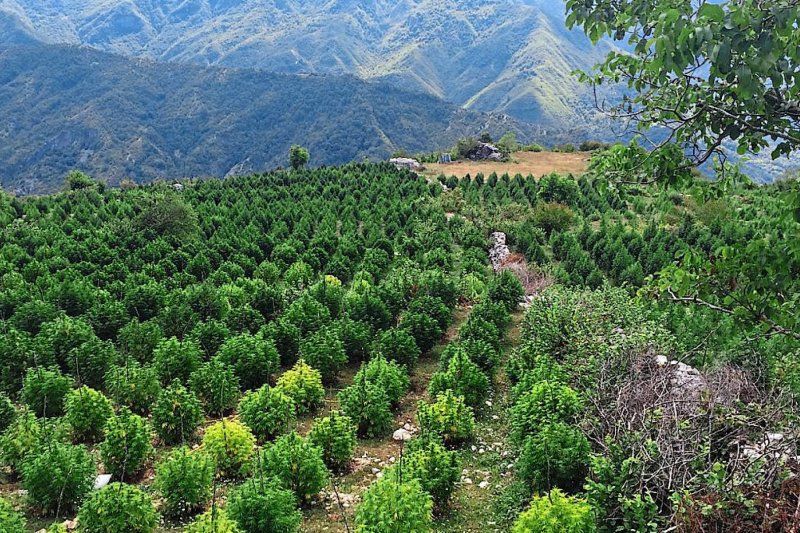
left=422, top=151, right=589, bottom=181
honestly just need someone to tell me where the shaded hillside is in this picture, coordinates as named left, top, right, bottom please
left=0, top=0, right=616, bottom=128
left=0, top=43, right=544, bottom=194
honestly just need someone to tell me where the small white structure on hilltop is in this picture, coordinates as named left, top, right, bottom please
left=390, top=157, right=424, bottom=171
left=173, top=183, right=184, bottom=191
left=439, top=153, right=452, bottom=164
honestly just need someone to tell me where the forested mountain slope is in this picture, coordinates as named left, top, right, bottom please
left=0, top=0, right=615, bottom=127
left=0, top=43, right=543, bottom=194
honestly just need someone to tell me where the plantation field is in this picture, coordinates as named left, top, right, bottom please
left=0, top=151, right=797, bottom=532
left=422, top=151, right=590, bottom=180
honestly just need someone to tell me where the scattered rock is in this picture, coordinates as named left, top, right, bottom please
left=489, top=232, right=511, bottom=271
left=393, top=428, right=413, bottom=441
left=390, top=158, right=424, bottom=171
left=479, top=481, right=490, bottom=489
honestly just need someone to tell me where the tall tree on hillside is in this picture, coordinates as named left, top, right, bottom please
left=289, top=145, right=310, bottom=170
left=566, top=0, right=800, bottom=167
left=567, top=0, right=800, bottom=339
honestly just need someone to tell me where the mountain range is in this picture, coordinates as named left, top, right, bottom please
left=0, top=0, right=614, bottom=127
left=0, top=43, right=550, bottom=194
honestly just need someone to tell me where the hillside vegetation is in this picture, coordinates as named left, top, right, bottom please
left=0, top=146, right=797, bottom=531
left=0, top=0, right=615, bottom=128
left=0, top=43, right=543, bottom=195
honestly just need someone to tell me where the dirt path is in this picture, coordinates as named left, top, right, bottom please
left=422, top=151, right=589, bottom=181
left=434, top=310, right=524, bottom=532
left=300, top=307, right=473, bottom=532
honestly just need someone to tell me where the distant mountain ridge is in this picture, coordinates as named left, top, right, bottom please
left=0, top=0, right=615, bottom=128
left=0, top=43, right=549, bottom=195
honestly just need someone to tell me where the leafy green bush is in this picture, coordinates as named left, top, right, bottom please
left=65, top=386, right=113, bottom=443
left=417, top=391, right=476, bottom=446
left=470, top=299, right=511, bottom=331
left=440, top=339, right=499, bottom=376
left=428, top=348, right=489, bottom=408
left=512, top=489, right=595, bottom=533
left=307, top=411, right=357, bottom=472
left=0, top=392, right=16, bottom=433
left=400, top=312, right=442, bottom=353
left=77, top=483, right=159, bottom=533
left=189, top=358, right=240, bottom=416
left=355, top=477, right=433, bottom=533
left=153, top=337, right=202, bottom=385
left=334, top=317, right=371, bottom=361
left=217, top=333, right=280, bottom=391
left=201, top=420, right=255, bottom=479
left=354, top=356, right=410, bottom=407
left=105, top=360, right=160, bottom=415
left=458, top=318, right=501, bottom=352
left=386, top=437, right=459, bottom=507
left=532, top=202, right=575, bottom=235
left=67, top=338, right=119, bottom=390
left=238, top=385, right=296, bottom=443
left=186, top=509, right=243, bottom=533
left=275, top=360, right=325, bottom=415
left=261, top=318, right=301, bottom=366
left=258, top=432, right=329, bottom=504
left=299, top=326, right=347, bottom=383
left=226, top=478, right=301, bottom=533
left=190, top=320, right=232, bottom=359
left=100, top=408, right=153, bottom=481
left=22, top=366, right=73, bottom=417
left=155, top=447, right=214, bottom=518
left=0, top=410, right=45, bottom=472
left=118, top=319, right=164, bottom=364
left=510, top=381, right=582, bottom=443
left=0, top=497, right=26, bottom=533
left=21, top=441, right=95, bottom=514
left=338, top=374, right=393, bottom=438
left=517, top=423, right=591, bottom=494
left=371, top=328, right=421, bottom=370
left=487, top=271, right=524, bottom=311
left=407, top=295, right=451, bottom=331
left=151, top=380, right=204, bottom=445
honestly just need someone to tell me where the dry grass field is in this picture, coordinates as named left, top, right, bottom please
left=422, top=151, right=590, bottom=180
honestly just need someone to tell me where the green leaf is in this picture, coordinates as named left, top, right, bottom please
left=698, top=4, right=725, bottom=23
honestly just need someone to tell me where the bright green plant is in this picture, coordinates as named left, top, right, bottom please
left=386, top=437, right=459, bottom=508
left=487, top=270, right=524, bottom=311
left=226, top=477, right=301, bottom=533
left=238, top=385, right=296, bottom=443
left=299, top=326, right=347, bottom=383
left=21, top=441, right=95, bottom=514
left=0, top=409, right=45, bottom=472
left=440, top=339, right=499, bottom=375
left=0, top=392, right=15, bottom=433
left=258, top=432, right=329, bottom=504
left=511, top=489, right=595, bottom=533
left=22, top=366, right=73, bottom=418
left=151, top=380, right=204, bottom=445
left=371, top=328, right=421, bottom=370
left=400, top=312, right=442, bottom=353
left=275, top=360, right=325, bottom=415
left=189, top=358, right=241, bottom=417
left=354, top=356, right=410, bottom=407
left=217, top=333, right=280, bottom=391
left=417, top=390, right=476, bottom=446
left=64, top=386, right=113, bottom=443
left=0, top=497, right=26, bottom=533
left=77, top=483, right=159, bottom=533
left=354, top=477, right=433, bottom=533
left=201, top=420, right=255, bottom=479
left=517, top=423, right=591, bottom=494
left=510, top=381, right=582, bottom=443
left=307, top=411, right=357, bottom=472
left=67, top=338, right=119, bottom=390
left=428, top=348, right=489, bottom=408
left=186, top=509, right=244, bottom=533
left=153, top=337, right=202, bottom=385
left=155, top=447, right=214, bottom=519
left=338, top=374, right=393, bottom=438
left=104, top=360, right=160, bottom=415
left=100, top=408, right=153, bottom=481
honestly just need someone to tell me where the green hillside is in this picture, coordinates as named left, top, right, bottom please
left=0, top=43, right=545, bottom=194
left=0, top=151, right=797, bottom=531
left=0, top=0, right=615, bottom=128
